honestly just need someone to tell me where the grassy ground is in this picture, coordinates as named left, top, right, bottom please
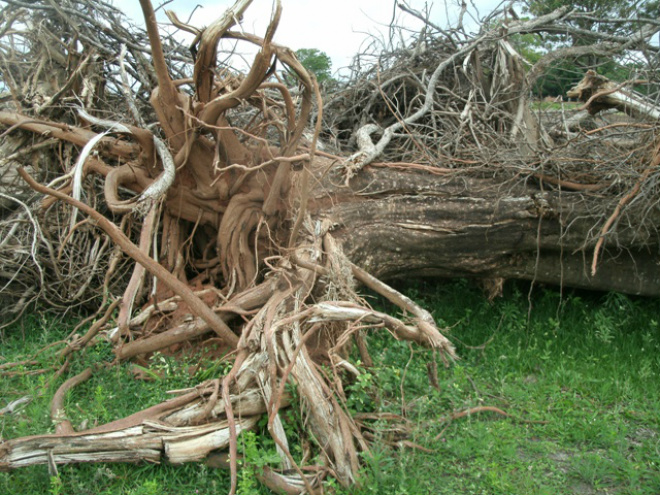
left=1, top=280, right=659, bottom=494
left=530, top=101, right=580, bottom=111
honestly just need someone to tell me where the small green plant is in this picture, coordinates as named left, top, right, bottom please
left=48, top=475, right=63, bottom=495
left=346, top=364, right=375, bottom=413
left=92, top=384, right=110, bottom=423
left=195, top=353, right=233, bottom=382
left=594, top=309, right=615, bottom=344
left=128, top=479, right=160, bottom=495
left=236, top=431, right=281, bottom=495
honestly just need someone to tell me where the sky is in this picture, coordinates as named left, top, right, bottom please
left=112, top=0, right=504, bottom=76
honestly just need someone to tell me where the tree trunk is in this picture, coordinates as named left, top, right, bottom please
left=1, top=1, right=658, bottom=492
left=312, top=162, right=660, bottom=296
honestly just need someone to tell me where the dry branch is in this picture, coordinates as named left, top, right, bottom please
left=18, top=169, right=240, bottom=349
left=568, top=70, right=660, bottom=120
left=0, top=0, right=658, bottom=492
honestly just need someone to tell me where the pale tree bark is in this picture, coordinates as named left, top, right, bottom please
left=0, top=0, right=658, bottom=493
left=312, top=162, right=660, bottom=296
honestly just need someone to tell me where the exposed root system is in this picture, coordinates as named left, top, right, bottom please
left=0, top=0, right=658, bottom=492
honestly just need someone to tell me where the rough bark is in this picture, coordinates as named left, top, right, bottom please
left=0, top=1, right=658, bottom=493
left=311, top=163, right=660, bottom=296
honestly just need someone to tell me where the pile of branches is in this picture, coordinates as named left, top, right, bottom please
left=318, top=2, right=660, bottom=282
left=0, top=0, right=192, bottom=322
left=0, top=0, right=456, bottom=491
left=325, top=23, right=540, bottom=165
left=323, top=3, right=660, bottom=210
left=0, top=0, right=658, bottom=493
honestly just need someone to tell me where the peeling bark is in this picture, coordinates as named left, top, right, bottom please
left=568, top=70, right=660, bottom=120
left=0, top=1, right=658, bottom=492
left=312, top=164, right=660, bottom=296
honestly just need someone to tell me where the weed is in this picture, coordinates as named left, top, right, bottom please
left=49, top=475, right=63, bottom=495
left=236, top=431, right=281, bottom=495
left=2, top=281, right=660, bottom=494
left=127, top=479, right=160, bottom=495
left=345, top=364, right=375, bottom=413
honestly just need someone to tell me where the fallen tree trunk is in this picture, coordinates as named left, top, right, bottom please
left=567, top=70, right=660, bottom=121
left=0, top=0, right=658, bottom=492
left=313, top=164, right=660, bottom=296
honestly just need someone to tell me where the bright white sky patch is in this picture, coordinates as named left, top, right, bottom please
left=112, top=0, right=502, bottom=76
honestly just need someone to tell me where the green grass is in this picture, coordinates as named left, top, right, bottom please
left=2, top=280, right=659, bottom=494
left=531, top=101, right=580, bottom=111
left=347, top=281, right=660, bottom=495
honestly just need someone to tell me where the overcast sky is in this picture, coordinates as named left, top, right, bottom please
left=112, top=0, right=504, bottom=76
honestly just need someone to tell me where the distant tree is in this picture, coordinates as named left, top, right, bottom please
left=294, top=48, right=333, bottom=84
left=516, top=0, right=658, bottom=96
left=526, top=0, right=645, bottom=32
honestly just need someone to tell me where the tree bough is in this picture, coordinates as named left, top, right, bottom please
left=0, top=0, right=658, bottom=493
left=0, top=0, right=456, bottom=491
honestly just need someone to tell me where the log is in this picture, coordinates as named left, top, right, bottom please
left=310, top=162, right=660, bottom=296
left=0, top=418, right=259, bottom=469
left=567, top=70, right=660, bottom=120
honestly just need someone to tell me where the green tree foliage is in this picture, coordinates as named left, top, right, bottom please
left=527, top=0, right=629, bottom=17
left=509, top=31, right=582, bottom=98
left=294, top=48, right=333, bottom=84
left=525, top=0, right=657, bottom=34
left=515, top=0, right=657, bottom=97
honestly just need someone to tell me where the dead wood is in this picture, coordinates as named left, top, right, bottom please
left=568, top=70, right=660, bottom=120
left=0, top=0, right=658, bottom=492
left=51, top=368, right=93, bottom=435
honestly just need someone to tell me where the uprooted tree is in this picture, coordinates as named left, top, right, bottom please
left=0, top=0, right=659, bottom=491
